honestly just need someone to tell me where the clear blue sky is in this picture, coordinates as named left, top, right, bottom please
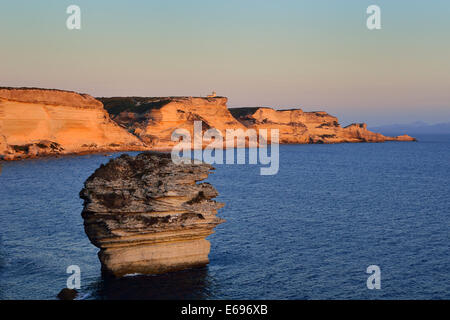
left=1, top=0, right=449, bottom=125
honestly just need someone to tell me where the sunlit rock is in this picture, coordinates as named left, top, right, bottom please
left=79, top=152, right=224, bottom=277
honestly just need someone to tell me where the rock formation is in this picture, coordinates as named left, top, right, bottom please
left=229, top=107, right=416, bottom=143
left=0, top=87, right=416, bottom=161
left=0, top=87, right=146, bottom=160
left=100, top=96, right=249, bottom=149
left=102, top=97, right=415, bottom=145
left=79, top=152, right=224, bottom=277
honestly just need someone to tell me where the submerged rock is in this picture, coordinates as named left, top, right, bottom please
left=57, top=288, right=78, bottom=300
left=80, top=152, right=224, bottom=277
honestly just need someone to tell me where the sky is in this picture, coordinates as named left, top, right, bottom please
left=0, top=0, right=449, bottom=126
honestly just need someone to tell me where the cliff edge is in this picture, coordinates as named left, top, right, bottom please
left=229, top=107, right=416, bottom=143
left=100, top=96, right=248, bottom=149
left=0, top=87, right=146, bottom=160
left=102, top=97, right=415, bottom=146
left=1, top=88, right=416, bottom=161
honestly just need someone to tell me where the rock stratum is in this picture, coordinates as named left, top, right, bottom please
left=0, top=87, right=416, bottom=160
left=0, top=87, right=145, bottom=160
left=79, top=152, right=224, bottom=277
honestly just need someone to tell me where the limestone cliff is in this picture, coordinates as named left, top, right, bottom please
left=100, top=96, right=249, bottom=149
left=80, top=152, right=224, bottom=277
left=229, top=107, right=416, bottom=143
left=1, top=88, right=416, bottom=161
left=0, top=88, right=146, bottom=160
left=102, top=97, right=415, bottom=146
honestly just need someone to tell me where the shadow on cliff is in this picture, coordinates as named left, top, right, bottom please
left=89, top=267, right=215, bottom=300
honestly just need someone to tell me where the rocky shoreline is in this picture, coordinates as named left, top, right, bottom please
left=0, top=87, right=416, bottom=160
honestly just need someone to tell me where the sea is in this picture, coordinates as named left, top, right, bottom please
left=0, top=135, right=449, bottom=299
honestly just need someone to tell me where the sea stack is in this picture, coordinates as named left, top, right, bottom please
left=79, top=152, right=224, bottom=277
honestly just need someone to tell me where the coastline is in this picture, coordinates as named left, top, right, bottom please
left=0, top=139, right=417, bottom=162
left=0, top=87, right=416, bottom=161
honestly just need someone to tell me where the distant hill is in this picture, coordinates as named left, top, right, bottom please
left=370, top=122, right=450, bottom=135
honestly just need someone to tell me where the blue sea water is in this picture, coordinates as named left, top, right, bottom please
left=0, top=135, right=449, bottom=300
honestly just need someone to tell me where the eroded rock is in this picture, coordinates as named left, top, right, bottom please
left=100, top=96, right=249, bottom=149
left=80, top=152, right=224, bottom=277
left=230, top=107, right=416, bottom=143
left=101, top=98, right=416, bottom=146
left=0, top=87, right=146, bottom=160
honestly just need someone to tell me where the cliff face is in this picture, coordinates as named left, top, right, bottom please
left=1, top=88, right=416, bottom=161
left=0, top=88, right=145, bottom=160
left=103, top=97, right=415, bottom=146
left=80, top=152, right=224, bottom=277
left=100, top=97, right=249, bottom=149
left=0, top=87, right=103, bottom=109
left=229, top=107, right=416, bottom=143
